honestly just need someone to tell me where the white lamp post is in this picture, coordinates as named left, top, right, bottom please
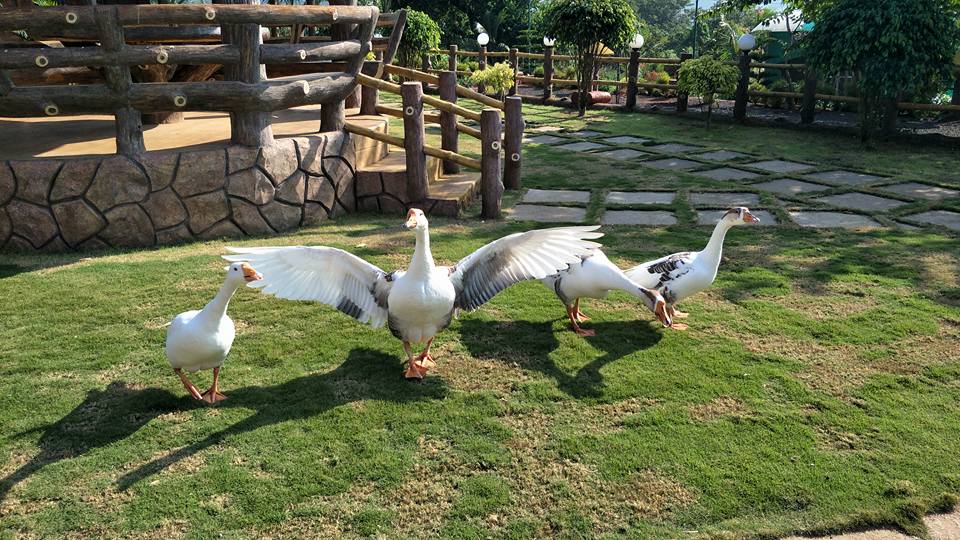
left=477, top=32, right=490, bottom=47
left=629, top=33, right=644, bottom=50
left=543, top=36, right=555, bottom=47
left=737, top=33, right=756, bottom=52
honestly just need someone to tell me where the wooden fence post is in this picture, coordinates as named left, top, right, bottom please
left=401, top=81, right=428, bottom=203
left=625, top=47, right=640, bottom=110
left=543, top=45, right=554, bottom=101
left=223, top=17, right=274, bottom=146
left=676, top=52, right=692, bottom=113
left=509, top=47, right=518, bottom=96
left=359, top=60, right=379, bottom=115
left=448, top=44, right=458, bottom=73
left=477, top=45, right=487, bottom=94
left=422, top=53, right=432, bottom=73
left=801, top=68, right=818, bottom=124
left=321, top=0, right=356, bottom=132
left=439, top=71, right=459, bottom=175
left=733, top=50, right=749, bottom=121
left=480, top=108, right=503, bottom=219
left=503, top=96, right=523, bottom=190
left=96, top=6, right=145, bottom=156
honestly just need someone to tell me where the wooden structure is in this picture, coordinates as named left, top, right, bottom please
left=0, top=4, right=379, bottom=154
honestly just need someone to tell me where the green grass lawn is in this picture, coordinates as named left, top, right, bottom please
left=2, top=105, right=959, bottom=539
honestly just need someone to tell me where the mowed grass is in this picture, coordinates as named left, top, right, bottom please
left=2, top=106, right=960, bottom=539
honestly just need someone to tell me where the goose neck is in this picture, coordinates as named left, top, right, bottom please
left=410, top=227, right=435, bottom=274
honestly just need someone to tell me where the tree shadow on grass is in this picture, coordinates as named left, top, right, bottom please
left=458, top=317, right=663, bottom=400
left=0, top=381, right=179, bottom=501
left=115, top=347, right=445, bottom=490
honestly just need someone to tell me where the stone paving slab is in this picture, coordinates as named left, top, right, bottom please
left=522, top=189, right=591, bottom=205
left=697, top=209, right=777, bottom=225
left=689, top=192, right=761, bottom=207
left=643, top=157, right=702, bottom=171
left=528, top=125, right=563, bottom=133
left=594, top=148, right=649, bottom=160
left=880, top=182, right=959, bottom=201
left=566, top=130, right=603, bottom=138
left=694, top=167, right=762, bottom=181
left=605, top=191, right=676, bottom=205
left=789, top=211, right=882, bottom=229
left=803, top=170, right=885, bottom=186
left=647, top=142, right=703, bottom=153
left=815, top=192, right=907, bottom=212
left=602, top=210, right=677, bottom=225
left=693, top=149, right=751, bottom=161
left=782, top=509, right=960, bottom=540
left=507, top=204, right=587, bottom=223
left=602, top=135, right=650, bottom=145
left=752, top=178, right=831, bottom=196
left=747, top=159, right=816, bottom=173
left=902, top=210, right=960, bottom=231
left=524, top=134, right=565, bottom=145
left=555, top=141, right=607, bottom=152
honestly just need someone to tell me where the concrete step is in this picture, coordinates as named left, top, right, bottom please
left=348, top=114, right=391, bottom=169
left=425, top=170, right=482, bottom=217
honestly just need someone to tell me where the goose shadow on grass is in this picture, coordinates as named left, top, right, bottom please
left=458, top=317, right=663, bottom=399
left=115, top=347, right=446, bottom=490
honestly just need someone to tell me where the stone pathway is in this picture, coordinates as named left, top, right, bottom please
left=517, top=126, right=960, bottom=232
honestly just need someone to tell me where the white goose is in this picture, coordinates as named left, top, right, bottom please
left=541, top=248, right=672, bottom=336
left=224, top=208, right=603, bottom=379
left=625, top=207, right=758, bottom=330
left=165, top=262, right=262, bottom=403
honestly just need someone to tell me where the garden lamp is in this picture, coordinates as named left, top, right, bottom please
left=543, top=36, right=555, bottom=47
left=629, top=33, right=644, bottom=50
left=477, top=32, right=490, bottom=46
left=737, top=33, right=756, bottom=52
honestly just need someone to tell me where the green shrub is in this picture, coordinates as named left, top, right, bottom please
left=748, top=79, right=766, bottom=105
left=396, top=9, right=440, bottom=69
left=470, top=62, right=515, bottom=99
left=533, top=65, right=545, bottom=77
left=677, top=54, right=738, bottom=126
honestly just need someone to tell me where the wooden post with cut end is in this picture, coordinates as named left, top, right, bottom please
left=359, top=60, right=379, bottom=115
left=733, top=50, right=750, bottom=121
left=477, top=45, right=487, bottom=94
left=801, top=68, right=817, bottom=124
left=438, top=71, right=459, bottom=175
left=480, top=108, right=503, bottom=219
left=676, top=52, right=692, bottom=113
left=625, top=47, right=640, bottom=110
left=542, top=45, right=553, bottom=101
left=96, top=6, right=145, bottom=156
left=503, top=96, right=523, bottom=190
left=448, top=44, right=458, bottom=73
left=508, top=47, right=518, bottom=96
left=401, top=81, right=427, bottom=203
left=222, top=9, right=273, bottom=147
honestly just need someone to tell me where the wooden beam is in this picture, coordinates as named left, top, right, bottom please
left=223, top=14, right=273, bottom=147
left=502, top=96, right=522, bottom=190
left=0, top=44, right=241, bottom=69
left=96, top=6, right=144, bottom=157
left=480, top=108, right=503, bottom=219
left=260, top=40, right=362, bottom=64
left=401, top=81, right=427, bottom=203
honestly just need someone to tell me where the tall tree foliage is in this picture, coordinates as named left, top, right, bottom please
left=803, top=0, right=960, bottom=142
left=395, top=9, right=441, bottom=68
left=543, top=0, right=638, bottom=115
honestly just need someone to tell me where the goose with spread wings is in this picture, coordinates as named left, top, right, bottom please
left=224, top=208, right=603, bottom=379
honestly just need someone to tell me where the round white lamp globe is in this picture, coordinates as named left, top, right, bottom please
left=477, top=32, right=490, bottom=46
left=737, top=33, right=756, bottom=52
left=543, top=36, right=555, bottom=47
left=629, top=33, right=645, bottom=50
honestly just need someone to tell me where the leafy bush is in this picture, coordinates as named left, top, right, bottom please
left=396, top=10, right=441, bottom=69
left=677, top=55, right=738, bottom=127
left=470, top=62, right=515, bottom=99
left=542, top=0, right=638, bottom=115
left=748, top=80, right=766, bottom=105
left=533, top=65, right=545, bottom=77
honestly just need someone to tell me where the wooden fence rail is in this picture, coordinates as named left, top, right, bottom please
left=0, top=4, right=378, bottom=153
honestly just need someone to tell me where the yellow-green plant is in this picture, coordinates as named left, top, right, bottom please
left=470, top=62, right=515, bottom=100
left=677, top=54, right=738, bottom=128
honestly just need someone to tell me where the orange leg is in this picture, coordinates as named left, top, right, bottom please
left=668, top=305, right=689, bottom=319
left=573, top=298, right=590, bottom=322
left=666, top=305, right=689, bottom=330
left=414, top=338, right=436, bottom=370
left=175, top=368, right=203, bottom=401
left=403, top=341, right=426, bottom=380
left=201, top=366, right=227, bottom=403
left=567, top=305, right=595, bottom=337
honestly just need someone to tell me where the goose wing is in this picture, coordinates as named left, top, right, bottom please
left=449, top=226, right=603, bottom=311
left=625, top=251, right=696, bottom=289
left=223, top=246, right=398, bottom=328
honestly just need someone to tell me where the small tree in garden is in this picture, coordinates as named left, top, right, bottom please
left=803, top=0, right=960, bottom=144
left=470, top=62, right=515, bottom=100
left=676, top=55, right=739, bottom=128
left=543, top=0, right=638, bottom=116
left=396, top=9, right=441, bottom=69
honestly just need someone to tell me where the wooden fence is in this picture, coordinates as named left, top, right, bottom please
left=429, top=45, right=960, bottom=123
left=0, top=4, right=379, bottom=154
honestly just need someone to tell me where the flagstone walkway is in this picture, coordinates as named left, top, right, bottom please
left=514, top=128, right=960, bottom=232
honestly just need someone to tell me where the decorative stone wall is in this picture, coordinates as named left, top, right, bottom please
left=0, top=133, right=357, bottom=252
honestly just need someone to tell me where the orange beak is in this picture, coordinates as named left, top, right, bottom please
left=404, top=209, right=419, bottom=229
left=743, top=211, right=760, bottom=224
left=241, top=263, right=262, bottom=282
left=655, top=301, right=672, bottom=327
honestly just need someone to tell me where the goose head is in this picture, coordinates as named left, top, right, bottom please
left=721, top=207, right=760, bottom=226
left=638, top=287, right=672, bottom=327
left=223, top=262, right=262, bottom=286
left=404, top=208, right=428, bottom=231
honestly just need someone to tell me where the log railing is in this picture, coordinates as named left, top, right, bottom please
left=0, top=4, right=379, bottom=153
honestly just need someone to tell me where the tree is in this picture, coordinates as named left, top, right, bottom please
left=470, top=62, right=516, bottom=99
left=676, top=54, right=739, bottom=127
left=543, top=0, right=638, bottom=116
left=396, top=9, right=441, bottom=69
left=803, top=0, right=960, bottom=143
